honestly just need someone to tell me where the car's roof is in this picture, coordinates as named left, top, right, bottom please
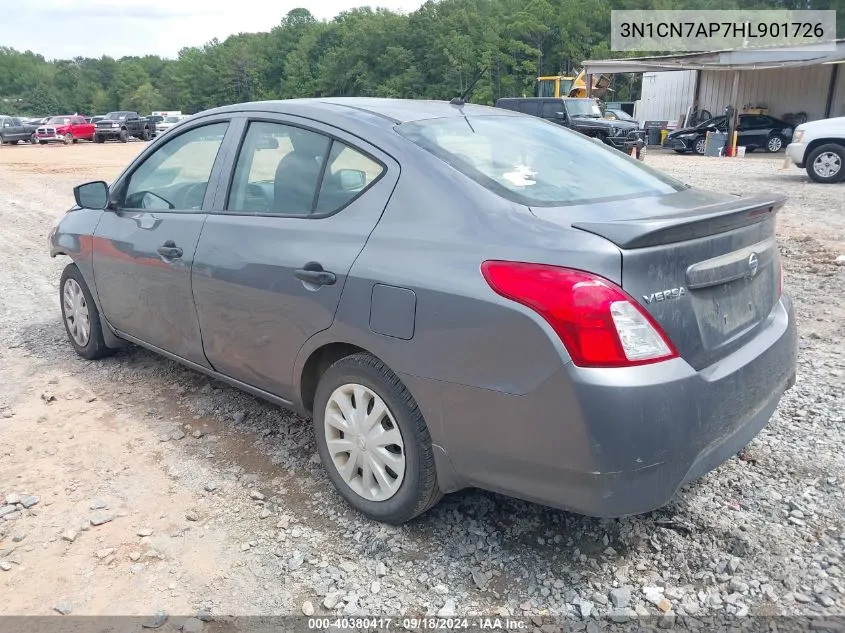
left=202, top=97, right=519, bottom=126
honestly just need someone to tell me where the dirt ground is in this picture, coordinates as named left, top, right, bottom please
left=0, top=141, right=843, bottom=627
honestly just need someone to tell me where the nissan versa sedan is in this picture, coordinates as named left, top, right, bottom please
left=49, top=98, right=797, bottom=524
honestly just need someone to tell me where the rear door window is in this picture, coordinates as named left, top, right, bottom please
left=519, top=101, right=541, bottom=117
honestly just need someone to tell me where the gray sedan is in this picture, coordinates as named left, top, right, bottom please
left=49, top=98, right=797, bottom=524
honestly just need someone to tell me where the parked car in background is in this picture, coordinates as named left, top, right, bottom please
left=155, top=114, right=184, bottom=135
left=785, top=116, right=845, bottom=184
left=0, top=115, right=38, bottom=144
left=36, top=115, right=96, bottom=144
left=495, top=97, right=644, bottom=157
left=94, top=111, right=154, bottom=142
left=663, top=114, right=794, bottom=155
left=146, top=115, right=164, bottom=135
left=604, top=108, right=638, bottom=123
left=90, top=115, right=106, bottom=125
left=49, top=98, right=796, bottom=525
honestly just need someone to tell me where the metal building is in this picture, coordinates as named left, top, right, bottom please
left=583, top=40, right=845, bottom=125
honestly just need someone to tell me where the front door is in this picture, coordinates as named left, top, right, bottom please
left=92, top=119, right=233, bottom=366
left=191, top=116, right=398, bottom=399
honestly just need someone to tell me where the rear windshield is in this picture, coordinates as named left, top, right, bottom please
left=396, top=115, right=684, bottom=206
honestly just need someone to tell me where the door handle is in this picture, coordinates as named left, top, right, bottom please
left=294, top=262, right=336, bottom=286
left=157, top=240, right=183, bottom=259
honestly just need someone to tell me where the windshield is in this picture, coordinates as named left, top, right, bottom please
left=105, top=112, right=128, bottom=120
left=164, top=116, right=181, bottom=123
left=47, top=117, right=71, bottom=125
left=609, top=110, right=635, bottom=121
left=397, top=115, right=683, bottom=206
left=565, top=100, right=602, bottom=117
left=696, top=116, right=725, bottom=129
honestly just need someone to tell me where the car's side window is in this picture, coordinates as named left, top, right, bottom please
left=542, top=102, right=561, bottom=118
left=520, top=101, right=541, bottom=116
left=122, top=122, right=228, bottom=211
left=314, top=141, right=384, bottom=214
left=227, top=121, right=331, bottom=216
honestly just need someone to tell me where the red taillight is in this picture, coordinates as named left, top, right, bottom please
left=480, top=261, right=679, bottom=368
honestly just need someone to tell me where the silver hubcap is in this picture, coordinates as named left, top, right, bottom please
left=324, top=383, right=405, bottom=502
left=695, top=138, right=705, bottom=154
left=63, top=279, right=90, bottom=347
left=768, top=137, right=782, bottom=151
left=813, top=152, right=841, bottom=178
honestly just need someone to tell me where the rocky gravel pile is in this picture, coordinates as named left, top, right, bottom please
left=1, top=153, right=844, bottom=628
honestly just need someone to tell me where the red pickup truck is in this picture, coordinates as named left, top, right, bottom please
left=35, top=115, right=95, bottom=144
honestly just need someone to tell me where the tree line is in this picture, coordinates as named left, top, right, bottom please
left=1, top=0, right=843, bottom=117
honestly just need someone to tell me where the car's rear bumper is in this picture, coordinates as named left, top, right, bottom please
left=423, top=294, right=797, bottom=517
left=786, top=142, right=807, bottom=168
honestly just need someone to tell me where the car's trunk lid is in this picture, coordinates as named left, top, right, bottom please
left=530, top=189, right=785, bottom=370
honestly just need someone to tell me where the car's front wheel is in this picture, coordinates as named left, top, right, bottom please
left=313, top=353, right=442, bottom=524
left=693, top=137, right=707, bottom=155
left=766, top=134, right=785, bottom=153
left=59, top=264, right=115, bottom=360
left=806, top=144, right=844, bottom=184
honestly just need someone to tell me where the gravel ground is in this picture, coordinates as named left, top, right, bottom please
left=0, top=143, right=843, bottom=629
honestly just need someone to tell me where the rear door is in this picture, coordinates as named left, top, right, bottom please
left=738, top=115, right=771, bottom=149
left=92, top=116, right=236, bottom=365
left=192, top=114, right=399, bottom=400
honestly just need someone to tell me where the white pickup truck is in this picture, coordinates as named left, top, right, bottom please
left=785, top=116, right=845, bottom=184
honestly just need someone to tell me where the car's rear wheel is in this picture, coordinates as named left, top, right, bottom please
left=693, top=137, right=707, bottom=155
left=806, top=144, right=845, bottom=184
left=59, top=264, right=115, bottom=360
left=313, top=353, right=442, bottom=524
left=766, top=134, right=784, bottom=153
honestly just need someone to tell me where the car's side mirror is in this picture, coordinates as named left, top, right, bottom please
left=74, top=181, right=109, bottom=210
left=338, top=169, right=367, bottom=191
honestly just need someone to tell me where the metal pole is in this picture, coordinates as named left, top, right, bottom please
left=586, top=73, right=593, bottom=98
left=825, top=64, right=839, bottom=119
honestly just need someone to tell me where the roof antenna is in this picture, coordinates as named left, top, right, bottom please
left=450, top=67, right=488, bottom=106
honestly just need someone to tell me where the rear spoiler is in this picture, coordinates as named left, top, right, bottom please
left=572, top=194, right=786, bottom=249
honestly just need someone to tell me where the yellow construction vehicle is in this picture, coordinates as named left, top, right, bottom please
left=535, top=70, right=612, bottom=99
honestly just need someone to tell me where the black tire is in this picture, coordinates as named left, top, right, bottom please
left=765, top=134, right=785, bottom=153
left=141, top=127, right=150, bottom=141
left=59, top=264, right=116, bottom=360
left=64, top=133, right=73, bottom=145
left=313, top=353, right=442, bottom=524
left=693, top=136, right=707, bottom=155
left=30, top=134, right=37, bottom=144
left=38, top=140, right=47, bottom=145
left=805, top=144, right=845, bottom=184
left=673, top=149, right=687, bottom=154
left=119, top=129, right=128, bottom=143
left=94, top=134, right=103, bottom=143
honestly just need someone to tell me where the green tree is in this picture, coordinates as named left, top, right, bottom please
left=123, top=82, right=163, bottom=114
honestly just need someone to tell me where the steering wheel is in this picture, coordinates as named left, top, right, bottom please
left=179, top=183, right=208, bottom=210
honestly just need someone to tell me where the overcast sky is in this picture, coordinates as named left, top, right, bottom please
left=5, top=0, right=425, bottom=60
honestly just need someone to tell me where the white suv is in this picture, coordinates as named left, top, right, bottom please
left=785, top=116, right=845, bottom=184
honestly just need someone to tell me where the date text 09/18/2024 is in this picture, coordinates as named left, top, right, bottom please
left=307, top=617, right=528, bottom=630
